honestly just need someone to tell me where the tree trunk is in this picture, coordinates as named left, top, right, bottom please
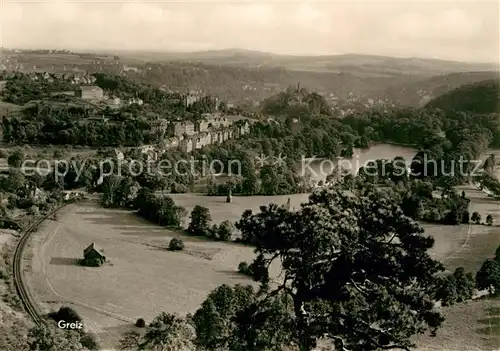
left=293, top=298, right=313, bottom=351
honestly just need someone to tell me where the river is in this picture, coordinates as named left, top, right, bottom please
left=300, top=143, right=417, bottom=183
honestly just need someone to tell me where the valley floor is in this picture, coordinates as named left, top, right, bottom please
left=24, top=186, right=500, bottom=350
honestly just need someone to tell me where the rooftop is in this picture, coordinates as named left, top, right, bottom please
left=77, top=85, right=103, bottom=91
left=83, top=242, right=105, bottom=257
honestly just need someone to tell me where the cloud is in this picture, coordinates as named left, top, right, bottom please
left=0, top=1, right=498, bottom=63
left=438, top=8, right=483, bottom=39
left=393, top=8, right=482, bottom=41
left=119, top=3, right=166, bottom=23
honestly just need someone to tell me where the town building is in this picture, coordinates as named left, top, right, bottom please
left=235, top=120, right=251, bottom=137
left=150, top=118, right=169, bottom=135
left=193, top=132, right=211, bottom=150
left=128, top=97, right=144, bottom=105
left=75, top=86, right=104, bottom=101
left=179, top=138, right=193, bottom=153
left=164, top=137, right=180, bottom=149
left=210, top=131, right=222, bottom=144
left=107, top=97, right=121, bottom=108
left=149, top=115, right=255, bottom=154
left=167, top=121, right=196, bottom=138
left=185, top=90, right=203, bottom=107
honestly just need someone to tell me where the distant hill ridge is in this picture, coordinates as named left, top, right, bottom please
left=109, top=49, right=498, bottom=75
left=5, top=49, right=499, bottom=106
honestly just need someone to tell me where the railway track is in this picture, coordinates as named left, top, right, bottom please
left=12, top=203, right=69, bottom=326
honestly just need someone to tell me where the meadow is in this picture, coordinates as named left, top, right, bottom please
left=23, top=184, right=500, bottom=350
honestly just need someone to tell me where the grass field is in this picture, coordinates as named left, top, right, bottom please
left=415, top=184, right=500, bottom=350
left=25, top=202, right=260, bottom=349
left=24, top=185, right=500, bottom=350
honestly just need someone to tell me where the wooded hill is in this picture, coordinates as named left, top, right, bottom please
left=426, top=79, right=500, bottom=114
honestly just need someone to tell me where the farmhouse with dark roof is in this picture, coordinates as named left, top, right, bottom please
left=83, top=242, right=106, bottom=267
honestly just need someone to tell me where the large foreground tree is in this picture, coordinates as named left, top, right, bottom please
left=235, top=184, right=446, bottom=351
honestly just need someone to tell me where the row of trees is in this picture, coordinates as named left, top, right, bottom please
left=187, top=205, right=235, bottom=241
left=134, top=189, right=186, bottom=228
left=2, top=108, right=154, bottom=146
left=101, top=183, right=237, bottom=242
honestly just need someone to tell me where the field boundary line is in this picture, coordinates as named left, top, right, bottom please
left=441, top=222, right=472, bottom=265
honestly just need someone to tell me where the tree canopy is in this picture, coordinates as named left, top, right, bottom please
left=234, top=183, right=447, bottom=351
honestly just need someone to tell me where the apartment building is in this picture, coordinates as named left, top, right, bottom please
left=167, top=121, right=196, bottom=138
left=194, top=132, right=211, bottom=150
left=179, top=138, right=193, bottom=153
left=150, top=118, right=169, bottom=135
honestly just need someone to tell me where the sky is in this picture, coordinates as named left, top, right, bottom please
left=1, top=0, right=499, bottom=63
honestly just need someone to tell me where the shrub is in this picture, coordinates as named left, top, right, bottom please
left=0, top=149, right=8, bottom=158
left=188, top=206, right=211, bottom=236
left=216, top=220, right=234, bottom=241
left=7, top=149, right=24, bottom=168
left=471, top=212, right=481, bottom=224
left=17, top=197, right=35, bottom=210
left=80, top=333, right=100, bottom=351
left=476, top=259, right=500, bottom=294
left=27, top=205, right=40, bottom=216
left=171, top=183, right=189, bottom=194
left=462, top=211, right=470, bottom=224
left=48, top=306, right=82, bottom=324
left=207, top=224, right=218, bottom=239
left=444, top=210, right=460, bottom=225
left=454, top=267, right=475, bottom=299
left=428, top=209, right=441, bottom=222
left=135, top=318, right=146, bottom=328
left=238, top=261, right=252, bottom=276
left=486, top=214, right=493, bottom=226
left=53, top=149, right=64, bottom=159
left=168, top=238, right=185, bottom=251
